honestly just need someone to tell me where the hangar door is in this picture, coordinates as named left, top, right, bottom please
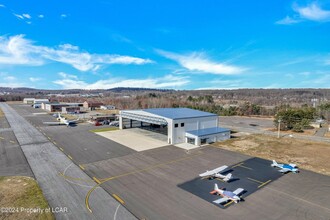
left=121, top=111, right=168, bottom=135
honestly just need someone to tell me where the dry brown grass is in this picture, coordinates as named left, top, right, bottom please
left=265, top=128, right=317, bottom=136
left=95, top=109, right=119, bottom=114
left=212, top=134, right=330, bottom=176
left=0, top=109, right=4, bottom=117
left=0, top=176, right=54, bottom=220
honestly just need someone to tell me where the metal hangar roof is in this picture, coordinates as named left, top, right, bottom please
left=143, top=108, right=217, bottom=120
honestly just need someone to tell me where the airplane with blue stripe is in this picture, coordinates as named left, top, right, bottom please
left=271, top=160, right=299, bottom=173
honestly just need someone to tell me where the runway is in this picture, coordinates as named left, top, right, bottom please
left=0, top=103, right=136, bottom=220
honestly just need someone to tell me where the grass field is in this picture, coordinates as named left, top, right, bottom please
left=212, top=134, right=330, bottom=176
left=0, top=176, right=54, bottom=220
left=90, top=127, right=119, bottom=132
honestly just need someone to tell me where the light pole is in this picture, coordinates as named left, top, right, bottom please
left=277, top=119, right=282, bottom=138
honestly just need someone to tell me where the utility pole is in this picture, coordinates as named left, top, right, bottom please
left=277, top=119, right=282, bottom=138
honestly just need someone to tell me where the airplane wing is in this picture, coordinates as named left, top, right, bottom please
left=43, top=122, right=65, bottom=125
left=199, top=165, right=228, bottom=177
left=213, top=197, right=229, bottom=204
left=289, top=163, right=296, bottom=168
left=233, top=188, right=244, bottom=196
left=279, top=168, right=289, bottom=173
left=68, top=118, right=80, bottom=124
left=199, top=170, right=214, bottom=177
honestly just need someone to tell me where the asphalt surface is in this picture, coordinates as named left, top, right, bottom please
left=219, top=116, right=330, bottom=143
left=1, top=103, right=136, bottom=220
left=179, top=157, right=283, bottom=209
left=0, top=116, right=33, bottom=177
left=5, top=104, right=330, bottom=220
left=10, top=105, right=135, bottom=164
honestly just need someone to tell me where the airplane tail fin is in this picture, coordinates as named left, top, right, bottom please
left=214, top=183, right=219, bottom=191
left=271, top=160, right=278, bottom=167
left=224, top=173, right=232, bottom=182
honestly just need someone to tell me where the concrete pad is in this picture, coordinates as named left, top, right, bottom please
left=96, top=128, right=169, bottom=151
left=175, top=142, right=200, bottom=150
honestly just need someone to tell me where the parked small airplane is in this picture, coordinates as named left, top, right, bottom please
left=43, top=114, right=80, bottom=127
left=271, top=160, right=299, bottom=173
left=210, top=183, right=244, bottom=204
left=199, top=165, right=233, bottom=182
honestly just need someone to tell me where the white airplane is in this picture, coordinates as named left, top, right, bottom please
left=43, top=114, right=80, bottom=127
left=210, top=183, right=244, bottom=204
left=199, top=165, right=233, bottom=182
left=271, top=160, right=299, bottom=173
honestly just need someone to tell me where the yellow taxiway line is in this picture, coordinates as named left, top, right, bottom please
left=231, top=163, right=243, bottom=168
left=0, top=137, right=4, bottom=140
left=86, top=152, right=203, bottom=213
left=92, top=177, right=101, bottom=184
left=258, top=180, right=271, bottom=188
left=67, top=155, right=73, bottom=160
left=238, top=164, right=252, bottom=170
left=247, top=177, right=264, bottom=184
left=59, top=147, right=64, bottom=151
left=99, top=152, right=203, bottom=182
left=223, top=200, right=234, bottom=207
left=112, top=194, right=125, bottom=204
left=79, top=165, right=85, bottom=170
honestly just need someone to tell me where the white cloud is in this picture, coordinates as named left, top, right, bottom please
left=0, top=35, right=153, bottom=71
left=58, top=72, right=78, bottom=79
left=13, top=13, right=24, bottom=20
left=29, top=77, right=41, bottom=82
left=61, top=14, right=67, bottom=18
left=275, top=16, right=300, bottom=25
left=157, top=50, right=245, bottom=75
left=0, top=4, right=5, bottom=8
left=38, top=14, right=44, bottom=18
left=22, top=14, right=31, bottom=19
left=13, top=13, right=31, bottom=20
left=4, top=76, right=16, bottom=81
left=294, top=2, right=330, bottom=21
left=53, top=72, right=189, bottom=89
left=278, top=2, right=330, bottom=24
left=0, top=74, right=26, bottom=87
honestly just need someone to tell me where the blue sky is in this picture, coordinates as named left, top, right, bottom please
left=0, top=0, right=330, bottom=90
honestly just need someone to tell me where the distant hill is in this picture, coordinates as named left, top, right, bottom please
left=0, top=87, right=173, bottom=94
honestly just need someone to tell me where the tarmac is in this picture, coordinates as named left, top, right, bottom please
left=4, top=103, right=330, bottom=220
left=0, top=115, right=33, bottom=177
left=0, top=103, right=136, bottom=220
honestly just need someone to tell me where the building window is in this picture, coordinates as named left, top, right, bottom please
left=175, top=123, right=178, bottom=128
left=181, top=123, right=184, bottom=127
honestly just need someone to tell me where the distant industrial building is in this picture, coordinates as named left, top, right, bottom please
left=23, top=98, right=35, bottom=104
left=61, top=106, right=81, bottom=114
left=83, top=101, right=103, bottom=110
left=42, top=103, right=83, bottom=112
left=100, top=105, right=116, bottom=110
left=119, top=108, right=230, bottom=146
left=23, top=98, right=50, bottom=107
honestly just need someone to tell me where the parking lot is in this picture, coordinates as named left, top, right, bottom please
left=7, top=103, right=330, bottom=220
left=179, top=157, right=283, bottom=209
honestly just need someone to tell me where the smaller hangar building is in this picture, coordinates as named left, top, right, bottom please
left=119, top=108, right=230, bottom=145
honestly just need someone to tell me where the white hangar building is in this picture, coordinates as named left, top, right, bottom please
left=119, top=108, right=230, bottom=146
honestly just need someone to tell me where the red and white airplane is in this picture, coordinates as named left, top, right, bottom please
left=210, top=183, right=244, bottom=204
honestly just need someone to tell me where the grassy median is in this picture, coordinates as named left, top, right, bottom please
left=0, top=176, right=54, bottom=220
left=90, top=127, right=119, bottom=132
